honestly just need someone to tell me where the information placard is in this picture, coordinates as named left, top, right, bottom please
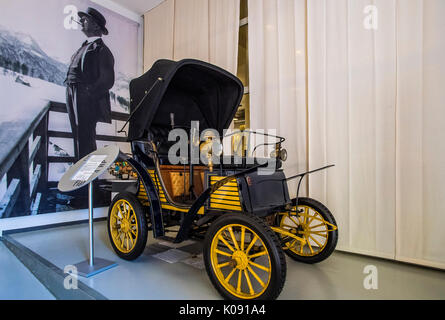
left=58, top=145, right=120, bottom=192
left=71, top=155, right=108, bottom=181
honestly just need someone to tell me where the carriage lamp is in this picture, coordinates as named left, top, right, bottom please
left=200, top=132, right=223, bottom=172
left=279, top=148, right=288, bottom=161
left=270, top=147, right=288, bottom=162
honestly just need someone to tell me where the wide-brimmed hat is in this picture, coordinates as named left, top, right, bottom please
left=78, top=7, right=109, bottom=35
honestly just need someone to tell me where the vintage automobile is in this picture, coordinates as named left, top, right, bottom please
left=108, top=59, right=338, bottom=300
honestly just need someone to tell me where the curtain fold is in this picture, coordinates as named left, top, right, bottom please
left=248, top=0, right=308, bottom=197
left=143, top=0, right=175, bottom=71
left=396, top=0, right=445, bottom=269
left=308, top=0, right=397, bottom=258
left=144, top=0, right=240, bottom=75
left=209, top=0, right=240, bottom=75
left=173, top=0, right=210, bottom=62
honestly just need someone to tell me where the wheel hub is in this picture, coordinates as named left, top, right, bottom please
left=121, top=219, right=130, bottom=233
left=232, top=250, right=249, bottom=270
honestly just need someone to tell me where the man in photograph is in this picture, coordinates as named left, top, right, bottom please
left=65, top=7, right=115, bottom=161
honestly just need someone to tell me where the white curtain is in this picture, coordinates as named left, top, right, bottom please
left=143, top=0, right=175, bottom=71
left=173, top=0, right=210, bottom=62
left=248, top=0, right=308, bottom=197
left=144, top=0, right=240, bottom=75
left=209, top=0, right=240, bottom=75
left=249, top=0, right=445, bottom=269
left=396, top=0, right=445, bottom=269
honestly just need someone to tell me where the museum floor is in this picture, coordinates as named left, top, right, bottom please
left=1, top=221, right=445, bottom=300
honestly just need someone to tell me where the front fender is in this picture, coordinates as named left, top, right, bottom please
left=123, top=156, right=164, bottom=238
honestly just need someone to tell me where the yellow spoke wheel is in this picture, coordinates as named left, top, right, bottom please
left=277, top=197, right=338, bottom=264
left=204, top=214, right=286, bottom=300
left=107, top=192, right=148, bottom=261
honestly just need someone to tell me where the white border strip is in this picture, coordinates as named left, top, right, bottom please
left=0, top=207, right=108, bottom=236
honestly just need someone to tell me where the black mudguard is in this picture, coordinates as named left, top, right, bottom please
left=122, top=155, right=165, bottom=238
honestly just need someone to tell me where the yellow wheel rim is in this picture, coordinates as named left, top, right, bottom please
left=109, top=199, right=139, bottom=254
left=279, top=205, right=329, bottom=256
left=210, top=224, right=272, bottom=299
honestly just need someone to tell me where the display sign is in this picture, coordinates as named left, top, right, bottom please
left=58, top=145, right=120, bottom=192
left=71, top=155, right=108, bottom=181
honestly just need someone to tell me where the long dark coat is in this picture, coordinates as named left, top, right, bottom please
left=77, top=38, right=115, bottom=124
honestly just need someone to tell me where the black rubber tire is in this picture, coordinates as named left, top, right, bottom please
left=107, top=192, right=148, bottom=261
left=203, top=213, right=286, bottom=300
left=278, top=197, right=338, bottom=264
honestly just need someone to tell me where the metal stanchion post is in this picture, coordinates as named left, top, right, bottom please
left=88, top=182, right=94, bottom=267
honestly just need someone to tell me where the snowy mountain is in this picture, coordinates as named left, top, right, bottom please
left=0, top=25, right=67, bottom=86
left=110, top=71, right=131, bottom=113
left=0, top=24, right=132, bottom=113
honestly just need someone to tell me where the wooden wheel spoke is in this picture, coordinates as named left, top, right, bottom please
left=217, top=261, right=231, bottom=269
left=240, top=227, right=246, bottom=251
left=228, top=227, right=240, bottom=251
left=112, top=211, right=120, bottom=220
left=309, top=235, right=323, bottom=248
left=306, top=239, right=314, bottom=254
left=244, top=269, right=254, bottom=295
left=248, top=250, right=267, bottom=259
left=215, top=249, right=232, bottom=257
left=120, top=205, right=126, bottom=219
left=225, top=267, right=237, bottom=283
left=126, top=207, right=132, bottom=220
left=308, top=215, right=325, bottom=224
left=117, top=206, right=124, bottom=218
left=308, top=223, right=325, bottom=229
left=121, top=204, right=126, bottom=219
left=307, top=216, right=316, bottom=225
left=126, top=233, right=130, bottom=250
left=222, top=231, right=237, bottom=248
left=247, top=265, right=265, bottom=288
left=309, top=231, right=328, bottom=237
left=218, top=235, right=236, bottom=252
left=236, top=269, right=242, bottom=293
left=248, top=261, right=270, bottom=273
left=245, top=235, right=258, bottom=255
left=129, top=232, right=135, bottom=247
left=289, top=216, right=300, bottom=227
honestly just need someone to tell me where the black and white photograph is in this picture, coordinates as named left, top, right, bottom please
left=0, top=0, right=139, bottom=217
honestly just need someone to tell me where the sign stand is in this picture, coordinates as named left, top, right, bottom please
left=58, top=146, right=120, bottom=278
left=72, top=182, right=117, bottom=277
